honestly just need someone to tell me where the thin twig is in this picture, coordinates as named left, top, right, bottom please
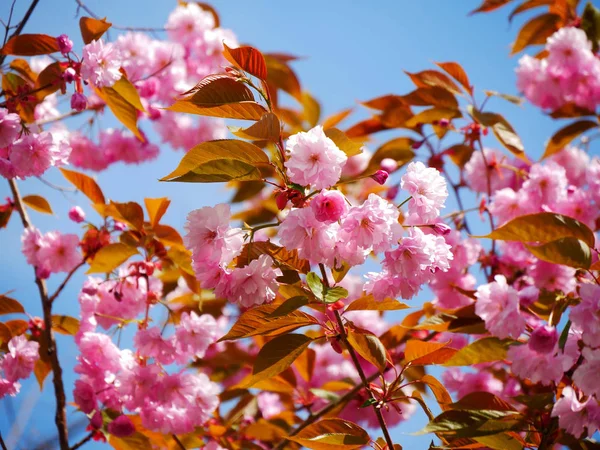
left=69, top=432, right=93, bottom=450
left=2, top=0, right=17, bottom=47
left=172, top=435, right=186, bottom=450
left=36, top=109, right=89, bottom=127
left=49, top=261, right=86, bottom=304
left=0, top=431, right=8, bottom=450
left=8, top=179, right=69, bottom=450
left=0, top=0, right=40, bottom=67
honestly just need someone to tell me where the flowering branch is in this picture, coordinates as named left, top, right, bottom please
left=318, top=264, right=395, bottom=449
left=7, top=179, right=70, bottom=450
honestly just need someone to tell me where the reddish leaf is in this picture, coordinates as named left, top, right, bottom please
left=347, top=329, right=388, bottom=372
left=1, top=34, right=60, bottom=56
left=0, top=295, right=25, bottom=315
left=470, top=0, right=513, bottom=14
left=111, top=201, right=145, bottom=231
left=405, top=340, right=458, bottom=366
left=405, top=70, right=462, bottom=95
left=223, top=43, right=268, bottom=80
left=322, top=108, right=353, bottom=130
left=264, top=54, right=301, bottom=101
left=435, top=61, right=473, bottom=95
left=511, top=13, right=561, bottom=54
left=287, top=418, right=369, bottom=449
left=5, top=320, right=28, bottom=336
left=229, top=112, right=281, bottom=142
left=79, top=17, right=112, bottom=44
left=542, top=120, right=598, bottom=159
left=345, top=295, right=409, bottom=312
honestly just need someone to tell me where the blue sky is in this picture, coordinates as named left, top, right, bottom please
left=0, top=0, right=596, bottom=449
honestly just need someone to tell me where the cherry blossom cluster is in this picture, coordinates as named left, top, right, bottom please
left=516, top=26, right=600, bottom=111
left=0, top=335, right=40, bottom=399
left=21, top=226, right=81, bottom=279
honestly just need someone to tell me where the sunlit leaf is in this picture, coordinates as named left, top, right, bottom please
left=229, top=112, right=281, bottom=142
left=144, top=197, right=170, bottom=228
left=322, top=108, right=353, bottom=129
left=526, top=237, right=591, bottom=269
left=468, top=106, right=525, bottom=159
left=33, top=359, right=51, bottom=389
left=160, top=139, right=270, bottom=183
left=87, top=243, right=138, bottom=274
left=477, top=212, right=595, bottom=247
left=324, top=286, right=349, bottom=304
left=306, top=272, right=324, bottom=300
left=345, top=295, right=409, bottom=312
left=402, top=86, right=459, bottom=109
left=223, top=43, right=268, bottom=80
left=443, top=337, right=512, bottom=366
left=287, top=418, right=370, bottom=449
left=451, top=392, right=517, bottom=412
left=511, top=13, right=561, bottom=54
left=405, top=70, right=462, bottom=95
left=363, top=137, right=415, bottom=174
left=79, top=17, right=112, bottom=44
left=264, top=54, right=301, bottom=101
left=242, top=333, right=313, bottom=388
left=294, top=347, right=316, bottom=382
left=22, top=195, right=53, bottom=215
left=220, top=303, right=318, bottom=341
left=269, top=296, right=309, bottom=318
left=405, top=107, right=461, bottom=128
left=51, top=315, right=80, bottom=335
left=582, top=1, right=600, bottom=52
left=236, top=241, right=310, bottom=274
left=96, top=85, right=143, bottom=140
left=542, top=119, right=597, bottom=159
left=1, top=34, right=60, bottom=56
left=418, top=409, right=522, bottom=437
left=420, top=375, right=452, bottom=411
left=112, top=77, right=145, bottom=112
left=347, top=329, right=387, bottom=372
left=405, top=340, right=458, bottom=366
left=470, top=0, right=513, bottom=14
left=110, top=201, right=144, bottom=231
left=445, top=144, right=474, bottom=167
left=5, top=320, right=28, bottom=336
left=59, top=168, right=105, bottom=204
left=435, top=61, right=473, bottom=95
left=0, top=295, right=25, bottom=315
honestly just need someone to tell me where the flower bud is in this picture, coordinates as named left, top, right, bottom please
left=330, top=338, right=343, bottom=354
left=107, top=415, right=135, bottom=437
left=370, top=169, right=389, bottom=185
left=432, top=222, right=452, bottom=236
left=379, top=157, right=398, bottom=173
left=68, top=206, right=86, bottom=223
left=70, top=93, right=87, bottom=112
left=57, top=34, right=73, bottom=55
left=275, top=190, right=289, bottom=210
left=528, top=324, right=558, bottom=354
left=310, top=190, right=348, bottom=223
left=386, top=183, right=399, bottom=201
left=63, top=67, right=77, bottom=83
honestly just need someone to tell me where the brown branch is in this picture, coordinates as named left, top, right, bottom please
left=49, top=261, right=86, bottom=304
left=318, top=264, right=395, bottom=449
left=8, top=179, right=69, bottom=450
left=0, top=430, right=8, bottom=450
left=69, top=432, right=93, bottom=450
left=0, top=0, right=40, bottom=67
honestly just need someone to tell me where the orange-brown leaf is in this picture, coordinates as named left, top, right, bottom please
left=79, top=17, right=112, bottom=44
left=435, top=61, right=473, bottom=95
left=60, top=168, right=105, bottom=204
left=223, top=43, right=268, bottom=80
left=511, top=13, right=561, bottom=54
left=22, top=195, right=53, bottom=215
left=1, top=34, right=60, bottom=56
left=144, top=197, right=171, bottom=228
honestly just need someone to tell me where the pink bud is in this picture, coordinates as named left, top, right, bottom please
left=57, top=34, right=73, bottom=55
left=90, top=411, right=103, bottom=429
left=63, top=67, right=77, bottom=83
left=386, top=183, right=399, bottom=201
left=114, top=221, right=127, bottom=231
left=438, top=118, right=450, bottom=127
left=310, top=190, right=348, bottom=223
left=70, top=93, right=87, bottom=112
left=379, top=158, right=398, bottom=173
left=275, top=190, right=289, bottom=210
left=432, top=222, right=452, bottom=236
left=107, top=415, right=135, bottom=437
left=370, top=170, right=389, bottom=185
left=528, top=325, right=558, bottom=354
left=68, top=206, right=86, bottom=223
left=518, top=286, right=539, bottom=307
left=36, top=265, right=50, bottom=279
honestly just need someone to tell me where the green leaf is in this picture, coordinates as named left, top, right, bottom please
left=476, top=212, right=595, bottom=248
left=87, top=243, right=138, bottom=274
left=241, top=334, right=313, bottom=388
left=542, top=120, right=597, bottom=159
left=287, top=418, right=370, bottom=449
left=582, top=1, right=600, bottom=53
left=345, top=295, right=409, bottom=312
left=324, top=286, right=349, bottom=304
left=306, top=272, right=324, bottom=300
left=526, top=237, right=591, bottom=269
left=347, top=330, right=387, bottom=372
left=559, top=320, right=571, bottom=350
left=443, top=337, right=512, bottom=366
left=160, top=139, right=270, bottom=183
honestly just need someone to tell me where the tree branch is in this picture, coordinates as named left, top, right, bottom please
left=318, top=264, right=395, bottom=449
left=69, top=432, right=93, bottom=450
left=0, top=0, right=40, bottom=66
left=8, top=179, right=70, bottom=450
left=0, top=430, right=8, bottom=450
left=49, top=261, right=86, bottom=304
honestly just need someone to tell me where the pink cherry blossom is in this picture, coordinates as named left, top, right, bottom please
left=0, top=108, right=21, bottom=148
left=507, top=343, right=574, bottom=386
left=134, top=327, right=176, bottom=365
left=310, top=190, right=348, bottom=224
left=36, top=232, right=81, bottom=273
left=463, top=148, right=515, bottom=194
left=551, top=386, right=600, bottom=438
left=107, top=415, right=135, bottom=437
left=1, top=335, right=39, bottom=382
left=285, top=125, right=347, bottom=189
left=528, top=324, right=558, bottom=354
left=475, top=275, right=525, bottom=339
left=257, top=392, right=284, bottom=419
left=401, top=161, right=448, bottom=222
left=573, top=348, right=600, bottom=398
left=570, top=283, right=600, bottom=348
left=175, top=311, right=218, bottom=360
left=226, top=255, right=282, bottom=308
left=81, top=39, right=123, bottom=88
left=21, top=226, right=43, bottom=266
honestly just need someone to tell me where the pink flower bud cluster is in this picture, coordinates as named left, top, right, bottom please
left=0, top=336, right=40, bottom=399
left=516, top=27, right=600, bottom=111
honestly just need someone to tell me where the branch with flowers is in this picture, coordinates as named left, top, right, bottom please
left=1, top=1, right=600, bottom=449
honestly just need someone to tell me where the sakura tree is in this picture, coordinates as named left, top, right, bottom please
left=1, top=1, right=600, bottom=449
